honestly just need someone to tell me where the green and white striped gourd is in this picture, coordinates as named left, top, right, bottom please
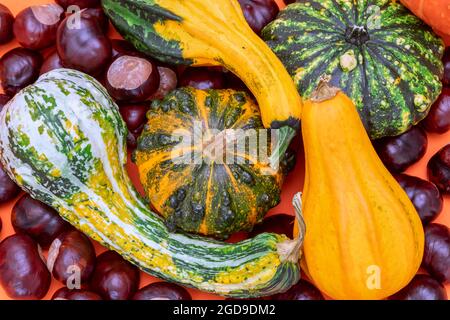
left=0, top=69, right=304, bottom=298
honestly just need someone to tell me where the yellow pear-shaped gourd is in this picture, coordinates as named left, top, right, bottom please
left=295, top=79, right=424, bottom=300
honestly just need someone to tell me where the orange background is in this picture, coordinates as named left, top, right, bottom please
left=0, top=0, right=448, bottom=300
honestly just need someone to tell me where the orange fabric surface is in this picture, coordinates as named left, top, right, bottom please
left=0, top=0, right=448, bottom=300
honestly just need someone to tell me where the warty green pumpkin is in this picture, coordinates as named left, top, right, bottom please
left=101, top=0, right=302, bottom=167
left=262, top=0, right=444, bottom=139
left=134, top=88, right=285, bottom=238
left=0, top=69, right=305, bottom=298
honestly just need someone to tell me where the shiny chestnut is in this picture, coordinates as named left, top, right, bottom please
left=179, top=67, right=225, bottom=90
left=0, top=163, right=21, bottom=204
left=13, top=4, right=64, bottom=50
left=0, top=234, right=51, bottom=299
left=423, top=87, right=450, bottom=134
left=238, top=0, right=279, bottom=34
left=47, top=230, right=96, bottom=286
left=0, top=47, right=43, bottom=96
left=133, top=282, right=192, bottom=300
left=90, top=250, right=140, bottom=300
left=427, top=144, right=450, bottom=194
left=271, top=280, right=324, bottom=300
left=106, top=55, right=159, bottom=102
left=40, top=50, right=64, bottom=75
left=149, top=66, right=178, bottom=100
left=11, top=193, right=70, bottom=248
left=119, top=104, right=149, bottom=148
left=422, top=223, right=449, bottom=284
left=443, top=47, right=450, bottom=87
left=394, top=174, right=443, bottom=225
left=52, top=287, right=102, bottom=300
left=374, top=126, right=427, bottom=173
left=0, top=4, right=14, bottom=44
left=388, top=274, right=447, bottom=300
left=57, top=14, right=111, bottom=75
left=55, top=0, right=101, bottom=9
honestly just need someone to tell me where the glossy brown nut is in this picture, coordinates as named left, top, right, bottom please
left=388, top=274, right=447, bottom=300
left=55, top=0, right=101, bottom=9
left=106, top=55, right=160, bottom=102
left=133, top=282, right=192, bottom=300
left=57, top=14, right=111, bottom=76
left=238, top=0, right=279, bottom=34
left=179, top=67, right=225, bottom=90
left=13, top=4, right=64, bottom=50
left=423, top=87, right=450, bottom=134
left=443, top=47, right=450, bottom=87
left=52, top=287, right=102, bottom=300
left=250, top=214, right=294, bottom=239
left=374, top=126, right=428, bottom=173
left=427, top=144, right=450, bottom=194
left=394, top=174, right=443, bottom=225
left=47, top=230, right=96, bottom=286
left=0, top=163, right=21, bottom=204
left=0, top=94, right=11, bottom=110
left=111, top=39, right=139, bottom=61
left=90, top=250, right=140, bottom=300
left=40, top=50, right=64, bottom=75
left=271, top=280, right=324, bottom=300
left=11, top=193, right=71, bottom=248
left=0, top=4, right=14, bottom=44
left=119, top=104, right=149, bottom=149
left=79, top=8, right=109, bottom=34
left=0, top=234, right=51, bottom=299
left=0, top=47, right=43, bottom=96
left=149, top=66, right=178, bottom=100
left=422, top=223, right=450, bottom=284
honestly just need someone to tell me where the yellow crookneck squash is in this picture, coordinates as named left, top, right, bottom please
left=295, top=78, right=425, bottom=300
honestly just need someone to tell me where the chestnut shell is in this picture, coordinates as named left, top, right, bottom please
left=422, top=223, right=450, bottom=284
left=394, top=174, right=443, bottom=225
left=374, top=126, right=428, bottom=173
left=427, top=144, right=450, bottom=194
left=179, top=67, right=225, bottom=90
left=13, top=4, right=64, bottom=50
left=0, top=4, right=14, bottom=44
left=0, top=47, right=43, bottom=96
left=40, top=50, right=64, bottom=75
left=270, top=279, right=324, bottom=300
left=238, top=0, right=279, bottom=34
left=422, top=87, right=450, bottom=134
left=0, top=163, right=21, bottom=203
left=388, top=274, right=447, bottom=300
left=133, top=282, right=192, bottom=300
left=52, top=287, right=102, bottom=300
left=443, top=47, right=449, bottom=87
left=11, top=193, right=70, bottom=248
left=55, top=0, right=101, bottom=9
left=0, top=234, right=51, bottom=299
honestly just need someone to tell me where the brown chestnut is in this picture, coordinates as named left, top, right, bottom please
left=0, top=47, right=43, bottom=96
left=47, top=230, right=96, bottom=286
left=179, top=67, right=225, bottom=90
left=427, top=144, right=450, bottom=194
left=106, top=55, right=160, bottom=102
left=79, top=8, right=109, bottom=34
left=0, top=94, right=11, bottom=110
left=271, top=280, right=324, bottom=300
left=0, top=234, right=51, bottom=299
left=111, top=39, right=139, bottom=60
left=394, top=174, right=443, bottom=225
left=55, top=0, right=101, bottom=10
left=133, top=282, right=192, bottom=300
left=119, top=104, right=149, bottom=148
left=90, top=250, right=140, bottom=300
left=0, top=163, right=21, bottom=204
left=444, top=47, right=450, bottom=87
left=13, top=4, right=64, bottom=50
left=388, top=274, right=447, bottom=300
left=149, top=66, right=178, bottom=100
left=11, top=193, right=70, bottom=248
left=52, top=287, right=102, bottom=300
left=250, top=214, right=294, bottom=239
left=422, top=223, right=450, bottom=284
left=423, top=87, right=450, bottom=134
left=238, top=0, right=279, bottom=35
left=40, top=50, right=64, bottom=75
left=57, top=14, right=111, bottom=76
left=0, top=4, right=14, bottom=44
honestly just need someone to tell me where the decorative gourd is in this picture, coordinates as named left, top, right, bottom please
left=134, top=88, right=283, bottom=238
left=262, top=0, right=444, bottom=139
left=296, top=78, right=424, bottom=300
left=0, top=69, right=305, bottom=298
left=101, top=0, right=302, bottom=165
left=400, top=0, right=450, bottom=38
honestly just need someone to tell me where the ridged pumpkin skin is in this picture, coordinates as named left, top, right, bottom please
left=296, top=83, right=424, bottom=300
left=263, top=0, right=444, bottom=139
left=101, top=0, right=301, bottom=163
left=0, top=69, right=304, bottom=298
left=134, top=88, right=283, bottom=238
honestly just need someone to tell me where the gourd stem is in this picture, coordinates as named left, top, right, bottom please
left=269, top=126, right=297, bottom=171
left=277, top=192, right=305, bottom=263
left=310, top=75, right=340, bottom=102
